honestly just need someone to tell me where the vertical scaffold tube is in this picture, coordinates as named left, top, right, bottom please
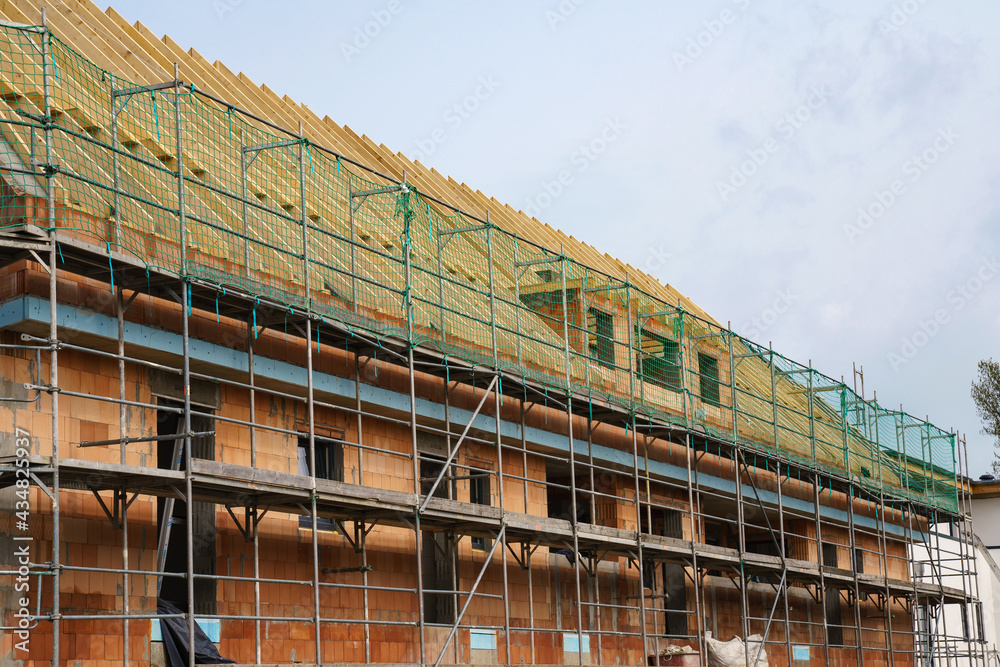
left=41, top=11, right=62, bottom=667
left=171, top=61, right=197, bottom=667
left=561, top=248, right=586, bottom=666
left=624, top=280, right=649, bottom=662
left=402, top=178, right=427, bottom=664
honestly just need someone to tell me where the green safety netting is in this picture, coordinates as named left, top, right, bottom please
left=0, top=25, right=958, bottom=512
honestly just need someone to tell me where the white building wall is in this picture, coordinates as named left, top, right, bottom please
left=972, top=496, right=1000, bottom=553
left=971, top=492, right=1000, bottom=665
left=973, top=538, right=1000, bottom=665
left=912, top=492, right=1000, bottom=666
left=910, top=520, right=995, bottom=666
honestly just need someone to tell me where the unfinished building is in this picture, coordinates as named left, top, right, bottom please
left=0, top=2, right=986, bottom=666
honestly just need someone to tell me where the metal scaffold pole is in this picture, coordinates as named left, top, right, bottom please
left=846, top=487, right=865, bottom=662
left=521, top=401, right=535, bottom=664
left=41, top=10, right=62, bottom=667
left=769, top=355, right=792, bottom=663
left=357, top=355, right=370, bottom=662
left=682, top=317, right=703, bottom=662
left=170, top=61, right=198, bottom=667
left=402, top=176, right=428, bottom=665
left=443, top=366, right=458, bottom=664
left=962, top=434, right=987, bottom=665
left=248, top=313, right=261, bottom=663
left=307, top=315, right=322, bottom=664
left=348, top=177, right=358, bottom=311
left=109, top=70, right=122, bottom=248
left=736, top=347, right=750, bottom=666
left=496, top=373, right=512, bottom=664
left=486, top=222, right=513, bottom=664
left=813, top=472, right=831, bottom=665
left=239, top=128, right=252, bottom=280
left=724, top=330, right=742, bottom=667
left=933, top=506, right=951, bottom=667
left=111, top=66, right=129, bottom=661
left=298, top=121, right=323, bottom=665
left=624, top=280, right=649, bottom=662
left=560, top=248, right=586, bottom=667
left=117, top=287, right=130, bottom=667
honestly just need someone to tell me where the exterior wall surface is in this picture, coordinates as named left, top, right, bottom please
left=971, top=491, right=1000, bottom=663
left=0, top=264, right=924, bottom=667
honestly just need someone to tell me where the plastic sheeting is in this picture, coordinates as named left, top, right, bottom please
left=157, top=599, right=235, bottom=667
left=704, top=631, right=769, bottom=667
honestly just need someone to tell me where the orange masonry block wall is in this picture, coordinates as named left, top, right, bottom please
left=0, top=263, right=925, bottom=667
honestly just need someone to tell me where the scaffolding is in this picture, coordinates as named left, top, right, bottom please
left=0, top=9, right=987, bottom=667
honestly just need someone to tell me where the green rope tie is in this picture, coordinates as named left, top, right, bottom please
left=151, top=91, right=160, bottom=144
left=189, top=85, right=199, bottom=120
left=252, top=298, right=258, bottom=338
left=544, top=388, right=548, bottom=425
left=117, top=94, right=132, bottom=119
left=48, top=34, right=59, bottom=84
left=106, top=242, right=114, bottom=295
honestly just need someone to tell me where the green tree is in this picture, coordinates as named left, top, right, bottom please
left=971, top=359, right=1000, bottom=475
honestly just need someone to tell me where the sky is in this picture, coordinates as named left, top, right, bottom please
left=102, top=0, right=1000, bottom=475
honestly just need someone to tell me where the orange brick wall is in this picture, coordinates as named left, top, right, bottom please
left=700, top=577, right=912, bottom=667
left=0, top=265, right=921, bottom=667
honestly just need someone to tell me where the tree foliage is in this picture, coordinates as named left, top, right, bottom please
left=971, top=359, right=1000, bottom=475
